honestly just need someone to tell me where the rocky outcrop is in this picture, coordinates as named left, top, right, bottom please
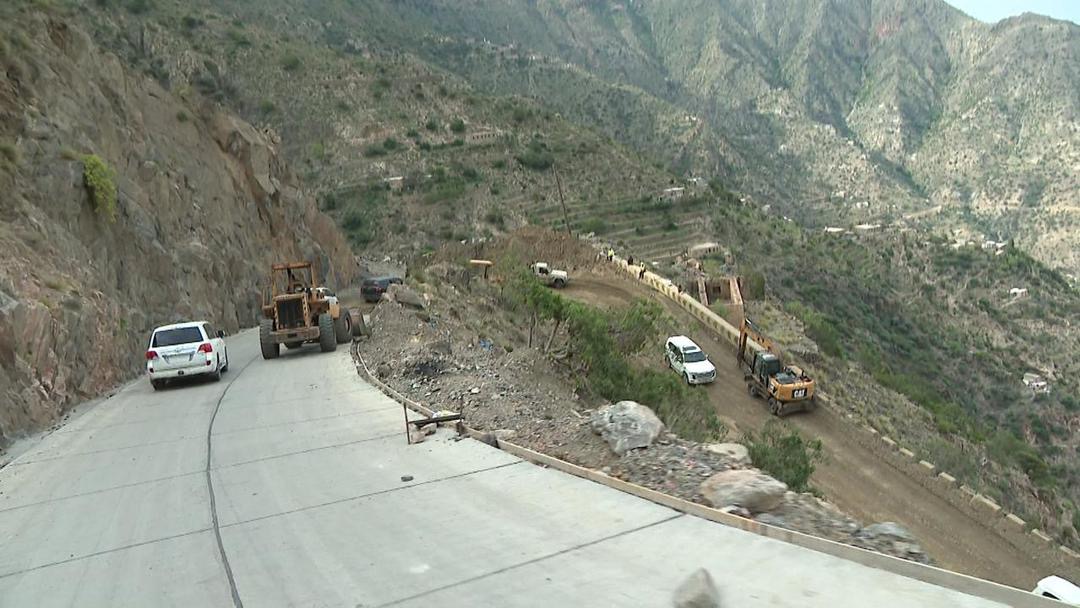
left=699, top=469, right=788, bottom=513
left=590, top=401, right=664, bottom=456
left=0, top=9, right=355, bottom=444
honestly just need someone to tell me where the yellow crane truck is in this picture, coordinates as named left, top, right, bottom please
left=737, top=317, right=816, bottom=416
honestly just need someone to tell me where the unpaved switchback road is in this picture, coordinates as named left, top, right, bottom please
left=562, top=273, right=1047, bottom=589
left=0, top=330, right=1023, bottom=606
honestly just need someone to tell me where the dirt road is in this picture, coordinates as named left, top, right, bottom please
left=561, top=272, right=1046, bottom=590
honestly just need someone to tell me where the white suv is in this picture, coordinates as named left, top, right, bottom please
left=665, top=335, right=716, bottom=385
left=146, top=321, right=229, bottom=390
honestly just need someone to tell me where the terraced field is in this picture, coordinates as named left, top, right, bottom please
left=515, top=195, right=715, bottom=262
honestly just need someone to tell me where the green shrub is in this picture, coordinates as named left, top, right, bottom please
left=175, top=110, right=189, bottom=123
left=784, top=301, right=843, bottom=358
left=258, top=99, right=276, bottom=115
left=406, top=129, right=419, bottom=138
left=742, top=421, right=823, bottom=492
left=363, top=143, right=387, bottom=157
left=281, top=54, right=301, bottom=72
left=451, top=139, right=465, bottom=147
left=0, top=142, right=18, bottom=165
left=81, top=155, right=117, bottom=221
left=126, top=0, right=152, bottom=14
left=227, top=29, right=251, bottom=47
left=423, top=180, right=466, bottom=205
left=580, top=217, right=607, bottom=234
left=485, top=209, right=506, bottom=228
left=516, top=140, right=554, bottom=171
left=1062, top=395, right=1080, bottom=413
left=450, top=118, right=466, bottom=133
left=383, top=138, right=399, bottom=151
left=462, top=167, right=480, bottom=181
left=743, top=271, right=766, bottom=299
left=425, top=119, right=440, bottom=132
left=492, top=158, right=507, bottom=170
left=181, top=15, right=203, bottom=30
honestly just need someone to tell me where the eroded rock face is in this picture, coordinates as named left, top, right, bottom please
left=699, top=469, right=788, bottom=513
left=589, top=401, right=664, bottom=455
left=0, top=12, right=355, bottom=443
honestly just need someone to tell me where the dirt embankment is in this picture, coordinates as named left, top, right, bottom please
left=561, top=271, right=1049, bottom=589
left=356, top=239, right=953, bottom=567
left=0, top=10, right=355, bottom=444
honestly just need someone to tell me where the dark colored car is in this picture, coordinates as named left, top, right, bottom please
left=361, top=276, right=403, bottom=302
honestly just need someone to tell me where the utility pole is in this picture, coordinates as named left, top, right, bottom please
left=552, top=162, right=572, bottom=236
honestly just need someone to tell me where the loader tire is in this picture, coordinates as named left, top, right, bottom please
left=319, top=313, right=337, bottom=353
left=260, top=318, right=279, bottom=360
left=334, top=310, right=352, bottom=344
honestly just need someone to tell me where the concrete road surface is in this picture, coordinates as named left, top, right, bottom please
left=0, top=331, right=1019, bottom=607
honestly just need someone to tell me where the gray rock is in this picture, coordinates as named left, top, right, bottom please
left=699, top=469, right=787, bottom=513
left=703, top=443, right=751, bottom=466
left=589, top=401, right=664, bottom=455
left=856, top=522, right=915, bottom=542
left=672, top=569, right=721, bottom=608
left=754, top=513, right=789, bottom=528
left=386, top=284, right=426, bottom=309
left=493, top=429, right=518, bottom=441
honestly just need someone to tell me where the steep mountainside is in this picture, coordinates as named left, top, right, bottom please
left=268, top=0, right=1079, bottom=270
left=0, top=5, right=355, bottom=442
left=74, top=0, right=676, bottom=259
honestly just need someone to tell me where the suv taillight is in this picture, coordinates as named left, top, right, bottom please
left=198, top=343, right=214, bottom=354
left=146, top=350, right=159, bottom=360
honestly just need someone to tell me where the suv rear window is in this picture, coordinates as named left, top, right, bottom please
left=152, top=327, right=204, bottom=347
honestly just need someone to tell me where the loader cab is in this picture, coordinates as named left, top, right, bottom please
left=753, top=352, right=782, bottom=382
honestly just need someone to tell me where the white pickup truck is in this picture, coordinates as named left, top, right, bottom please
left=531, top=262, right=568, bottom=288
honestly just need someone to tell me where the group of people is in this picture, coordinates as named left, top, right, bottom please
left=599, top=248, right=647, bottom=280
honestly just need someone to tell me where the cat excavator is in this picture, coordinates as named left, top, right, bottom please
left=737, top=317, right=816, bottom=416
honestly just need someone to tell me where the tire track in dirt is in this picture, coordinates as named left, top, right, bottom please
left=560, top=271, right=1046, bottom=590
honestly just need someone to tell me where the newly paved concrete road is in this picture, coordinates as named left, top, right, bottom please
left=0, top=331, right=1014, bottom=607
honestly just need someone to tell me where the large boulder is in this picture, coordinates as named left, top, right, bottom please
left=703, top=443, right=751, bottom=466
left=386, top=283, right=425, bottom=309
left=589, top=401, right=664, bottom=455
left=699, top=469, right=787, bottom=513
left=672, top=569, right=721, bottom=608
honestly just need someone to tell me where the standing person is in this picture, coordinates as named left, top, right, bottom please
left=639, top=266, right=646, bottom=280
left=607, top=248, right=614, bottom=262
left=627, top=255, right=635, bottom=267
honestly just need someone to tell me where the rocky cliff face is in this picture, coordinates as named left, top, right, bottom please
left=0, top=8, right=355, bottom=443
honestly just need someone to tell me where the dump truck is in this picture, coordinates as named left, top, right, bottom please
left=259, top=262, right=352, bottom=359
left=531, top=262, right=568, bottom=288
left=737, top=317, right=816, bottom=416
